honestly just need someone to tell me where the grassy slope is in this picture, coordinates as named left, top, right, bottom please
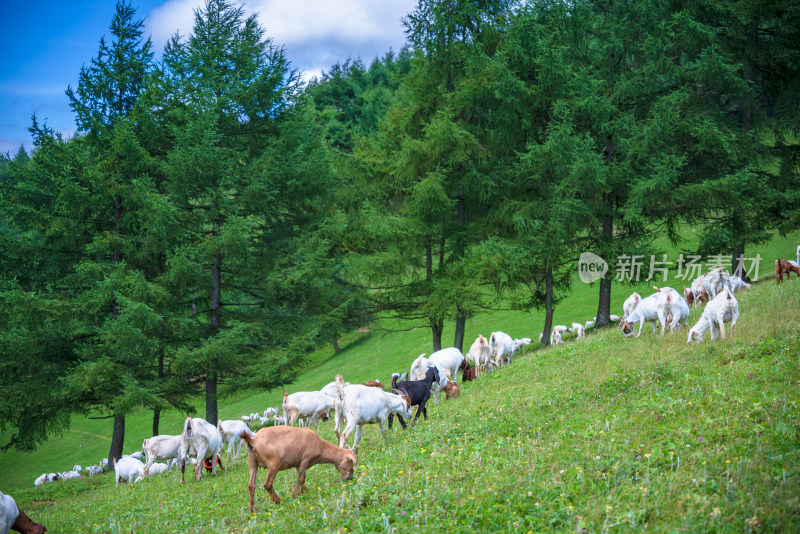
left=0, top=230, right=798, bottom=531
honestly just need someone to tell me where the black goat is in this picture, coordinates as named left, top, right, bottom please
left=389, top=366, right=440, bottom=429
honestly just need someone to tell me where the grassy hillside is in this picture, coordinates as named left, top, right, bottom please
left=0, top=229, right=798, bottom=531
left=3, top=267, right=799, bottom=532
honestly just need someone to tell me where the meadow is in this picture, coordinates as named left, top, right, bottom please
left=1, top=230, right=798, bottom=532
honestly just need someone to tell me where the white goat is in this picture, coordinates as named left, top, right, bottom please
left=551, top=329, right=564, bottom=345
left=33, top=474, right=47, bottom=487
left=687, top=289, right=739, bottom=343
left=619, top=292, right=665, bottom=337
left=622, top=292, right=641, bottom=318
left=85, top=466, right=103, bottom=477
left=428, top=347, right=465, bottom=394
left=570, top=323, right=585, bottom=340
left=142, top=434, right=183, bottom=477
left=729, top=275, right=751, bottom=292
left=114, top=456, right=145, bottom=486
left=146, top=462, right=170, bottom=476
left=703, top=267, right=731, bottom=298
left=263, top=407, right=279, bottom=420
left=489, top=331, right=515, bottom=368
left=218, top=420, right=255, bottom=462
left=655, top=286, right=690, bottom=333
left=333, top=374, right=412, bottom=452
left=179, top=417, right=223, bottom=484
left=60, top=470, right=80, bottom=481
left=513, top=337, right=532, bottom=351
left=466, top=335, right=492, bottom=377
left=282, top=391, right=336, bottom=427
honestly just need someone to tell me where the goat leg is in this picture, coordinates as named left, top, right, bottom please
left=293, top=464, right=308, bottom=497
left=264, top=468, right=281, bottom=504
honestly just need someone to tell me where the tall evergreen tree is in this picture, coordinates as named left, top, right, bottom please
left=160, top=0, right=327, bottom=424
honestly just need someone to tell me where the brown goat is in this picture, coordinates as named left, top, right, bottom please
left=460, top=360, right=476, bottom=381
left=442, top=381, right=461, bottom=400
left=239, top=426, right=357, bottom=511
left=362, top=380, right=385, bottom=389
left=775, top=259, right=800, bottom=283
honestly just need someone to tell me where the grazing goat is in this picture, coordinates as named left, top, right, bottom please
left=619, top=292, right=665, bottom=337
left=334, top=375, right=412, bottom=452
left=389, top=367, right=440, bottom=429
left=0, top=491, right=46, bottom=534
left=263, top=407, right=279, bottom=420
left=654, top=286, right=690, bottom=333
left=363, top=380, right=386, bottom=389
left=729, top=275, right=751, bottom=292
left=218, top=420, right=255, bottom=462
left=32, top=474, right=46, bottom=487
left=687, top=289, right=739, bottom=343
left=408, top=354, right=450, bottom=402
left=623, top=292, right=641, bottom=318
left=142, top=434, right=182, bottom=477
left=240, top=426, right=356, bottom=511
left=442, top=381, right=461, bottom=400
left=428, top=347, right=465, bottom=398
left=585, top=319, right=595, bottom=329
left=570, top=322, right=585, bottom=340
left=703, top=268, right=731, bottom=298
left=466, top=335, right=492, bottom=377
left=489, top=332, right=515, bottom=368
left=85, top=465, right=103, bottom=477
left=775, top=259, right=800, bottom=283
left=113, top=457, right=145, bottom=486
left=459, top=359, right=476, bottom=381
left=179, top=417, right=223, bottom=484
left=282, top=391, right=336, bottom=428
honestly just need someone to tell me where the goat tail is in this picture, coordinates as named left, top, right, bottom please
left=391, top=372, right=400, bottom=390
left=217, top=420, right=224, bottom=436
left=335, top=374, right=346, bottom=404
left=239, top=430, right=255, bottom=452
left=183, top=417, right=193, bottom=439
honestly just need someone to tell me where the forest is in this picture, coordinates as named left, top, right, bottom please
left=1, top=0, right=798, bottom=469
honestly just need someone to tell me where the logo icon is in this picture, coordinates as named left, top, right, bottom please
left=578, top=252, right=608, bottom=283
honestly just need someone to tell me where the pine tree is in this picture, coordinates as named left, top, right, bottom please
left=160, top=0, right=327, bottom=423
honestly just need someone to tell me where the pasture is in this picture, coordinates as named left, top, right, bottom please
left=1, top=230, right=799, bottom=532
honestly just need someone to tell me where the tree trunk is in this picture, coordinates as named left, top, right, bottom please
left=540, top=265, right=554, bottom=348
left=596, top=191, right=614, bottom=327
left=108, top=414, right=125, bottom=466
left=152, top=409, right=161, bottom=437
left=152, top=347, right=164, bottom=436
left=453, top=313, right=466, bottom=352
left=207, top=247, right=222, bottom=426
left=425, top=236, right=442, bottom=351
left=431, top=318, right=443, bottom=352
left=332, top=334, right=340, bottom=354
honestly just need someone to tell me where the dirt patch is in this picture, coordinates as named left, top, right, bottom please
left=31, top=500, right=55, bottom=506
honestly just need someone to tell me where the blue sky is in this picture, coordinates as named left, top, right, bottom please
left=0, top=0, right=415, bottom=155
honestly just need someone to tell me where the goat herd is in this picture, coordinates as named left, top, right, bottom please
left=3, top=249, right=797, bottom=528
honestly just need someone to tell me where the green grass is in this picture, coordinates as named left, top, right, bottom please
left=1, top=230, right=799, bottom=532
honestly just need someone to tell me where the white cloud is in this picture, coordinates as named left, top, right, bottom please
left=145, top=0, right=415, bottom=75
